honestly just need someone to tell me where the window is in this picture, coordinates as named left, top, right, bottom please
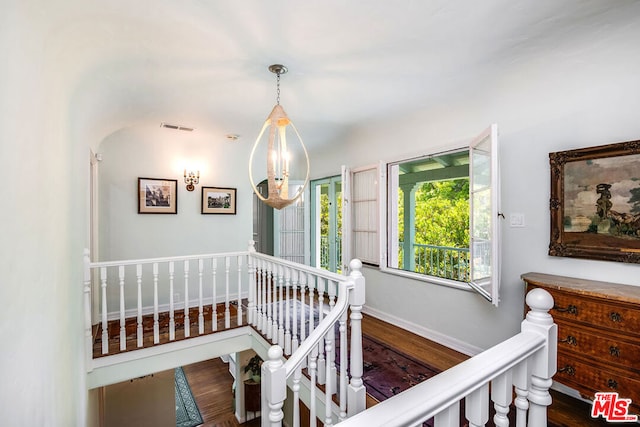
left=383, top=125, right=501, bottom=306
left=310, top=176, right=342, bottom=273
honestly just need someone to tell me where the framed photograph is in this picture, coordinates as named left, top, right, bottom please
left=138, top=177, right=178, bottom=214
left=549, top=139, right=640, bottom=263
left=202, top=186, right=237, bottom=214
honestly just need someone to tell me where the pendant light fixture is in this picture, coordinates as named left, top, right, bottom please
left=249, top=64, right=310, bottom=210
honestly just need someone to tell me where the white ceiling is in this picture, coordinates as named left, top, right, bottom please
left=33, top=0, right=640, bottom=149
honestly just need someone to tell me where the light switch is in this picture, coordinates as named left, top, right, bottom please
left=510, top=213, right=525, bottom=227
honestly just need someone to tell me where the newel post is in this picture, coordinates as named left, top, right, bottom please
left=248, top=240, right=257, bottom=326
left=347, top=259, right=366, bottom=417
left=521, top=288, right=557, bottom=427
left=262, top=345, right=286, bottom=427
left=83, top=249, right=93, bottom=372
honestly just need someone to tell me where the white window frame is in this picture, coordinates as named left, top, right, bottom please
left=378, top=125, right=501, bottom=305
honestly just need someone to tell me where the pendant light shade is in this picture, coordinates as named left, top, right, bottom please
left=249, top=64, right=310, bottom=210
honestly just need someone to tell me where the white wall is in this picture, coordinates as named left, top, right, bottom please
left=97, top=125, right=253, bottom=261
left=0, top=3, right=86, bottom=425
left=310, top=22, right=640, bottom=351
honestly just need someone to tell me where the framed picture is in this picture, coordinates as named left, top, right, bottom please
left=549, top=139, right=640, bottom=263
left=202, top=186, right=237, bottom=214
left=138, top=177, right=178, bottom=214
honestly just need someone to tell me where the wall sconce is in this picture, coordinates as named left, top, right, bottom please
left=184, top=170, right=200, bottom=191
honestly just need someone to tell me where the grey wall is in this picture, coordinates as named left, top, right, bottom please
left=309, top=21, right=640, bottom=351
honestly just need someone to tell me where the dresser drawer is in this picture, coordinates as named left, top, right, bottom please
left=544, top=288, right=640, bottom=337
left=556, top=353, right=640, bottom=412
left=557, top=323, right=640, bottom=374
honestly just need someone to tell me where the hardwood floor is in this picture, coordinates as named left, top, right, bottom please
left=181, top=313, right=607, bottom=426
left=182, top=358, right=260, bottom=427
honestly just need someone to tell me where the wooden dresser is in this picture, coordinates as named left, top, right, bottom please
left=521, top=272, right=640, bottom=414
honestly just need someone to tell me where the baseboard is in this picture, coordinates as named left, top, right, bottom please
left=362, top=306, right=483, bottom=357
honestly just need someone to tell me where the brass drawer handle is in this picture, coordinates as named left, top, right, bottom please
left=609, top=312, right=622, bottom=322
left=554, top=304, right=578, bottom=315
left=608, top=379, right=618, bottom=390
left=558, top=365, right=576, bottom=376
left=610, top=346, right=620, bottom=357
left=559, top=335, right=577, bottom=346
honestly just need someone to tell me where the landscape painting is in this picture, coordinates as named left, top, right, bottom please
left=549, top=140, right=640, bottom=263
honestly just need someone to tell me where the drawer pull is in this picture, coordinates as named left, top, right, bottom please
left=609, top=346, right=620, bottom=357
left=607, top=379, right=618, bottom=390
left=558, top=365, right=575, bottom=376
left=609, top=312, right=622, bottom=322
left=554, top=304, right=578, bottom=315
left=559, top=335, right=577, bottom=346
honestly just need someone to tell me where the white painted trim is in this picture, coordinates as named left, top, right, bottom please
left=361, top=305, right=483, bottom=357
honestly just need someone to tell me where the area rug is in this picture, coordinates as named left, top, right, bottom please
left=360, top=334, right=440, bottom=403
left=175, top=367, right=204, bottom=427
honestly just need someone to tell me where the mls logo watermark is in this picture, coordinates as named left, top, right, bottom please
left=591, top=392, right=638, bottom=422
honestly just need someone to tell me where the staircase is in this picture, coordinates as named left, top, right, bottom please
left=83, top=243, right=557, bottom=426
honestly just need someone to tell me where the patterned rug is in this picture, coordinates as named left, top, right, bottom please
left=175, top=367, right=204, bottom=427
left=361, top=334, right=440, bottom=403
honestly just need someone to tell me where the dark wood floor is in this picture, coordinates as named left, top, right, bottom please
left=181, top=313, right=607, bottom=426
left=182, top=358, right=260, bottom=427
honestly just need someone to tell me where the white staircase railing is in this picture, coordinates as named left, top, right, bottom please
left=83, top=241, right=368, bottom=426
left=258, top=258, right=366, bottom=427
left=333, top=288, right=557, bottom=427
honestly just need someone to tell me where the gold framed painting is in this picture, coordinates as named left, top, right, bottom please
left=138, top=177, right=178, bottom=214
left=549, top=139, right=640, bottom=263
left=201, top=186, right=237, bottom=215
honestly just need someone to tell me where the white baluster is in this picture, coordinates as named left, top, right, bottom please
left=276, top=265, right=283, bottom=345
left=523, top=288, right=556, bottom=427
left=309, top=347, right=319, bottom=427
left=325, top=328, right=334, bottom=427
left=434, top=402, right=460, bottom=427
left=284, top=267, right=292, bottom=355
left=299, top=273, right=307, bottom=343
left=465, top=383, right=489, bottom=427
left=492, top=371, right=513, bottom=427
left=152, top=263, right=159, bottom=344
left=291, top=269, right=299, bottom=353
left=225, top=256, right=231, bottom=329
left=212, top=257, right=218, bottom=332
left=266, top=262, right=273, bottom=339
left=136, top=264, right=143, bottom=348
left=339, top=310, right=348, bottom=421
left=169, top=261, right=175, bottom=341
left=326, top=280, right=337, bottom=394
left=256, top=260, right=263, bottom=331
left=317, top=277, right=326, bottom=385
left=261, top=260, right=268, bottom=333
left=307, top=273, right=315, bottom=339
left=118, top=265, right=126, bottom=351
left=347, top=260, right=366, bottom=417
left=83, top=250, right=92, bottom=368
left=513, top=360, right=530, bottom=427
left=237, top=255, right=243, bottom=326
left=100, top=267, right=108, bottom=355
left=198, top=258, right=204, bottom=335
left=248, top=241, right=256, bottom=325
left=292, top=366, right=302, bottom=427
left=183, top=260, right=190, bottom=338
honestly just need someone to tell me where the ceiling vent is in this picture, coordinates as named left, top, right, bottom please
left=160, top=122, right=194, bottom=132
